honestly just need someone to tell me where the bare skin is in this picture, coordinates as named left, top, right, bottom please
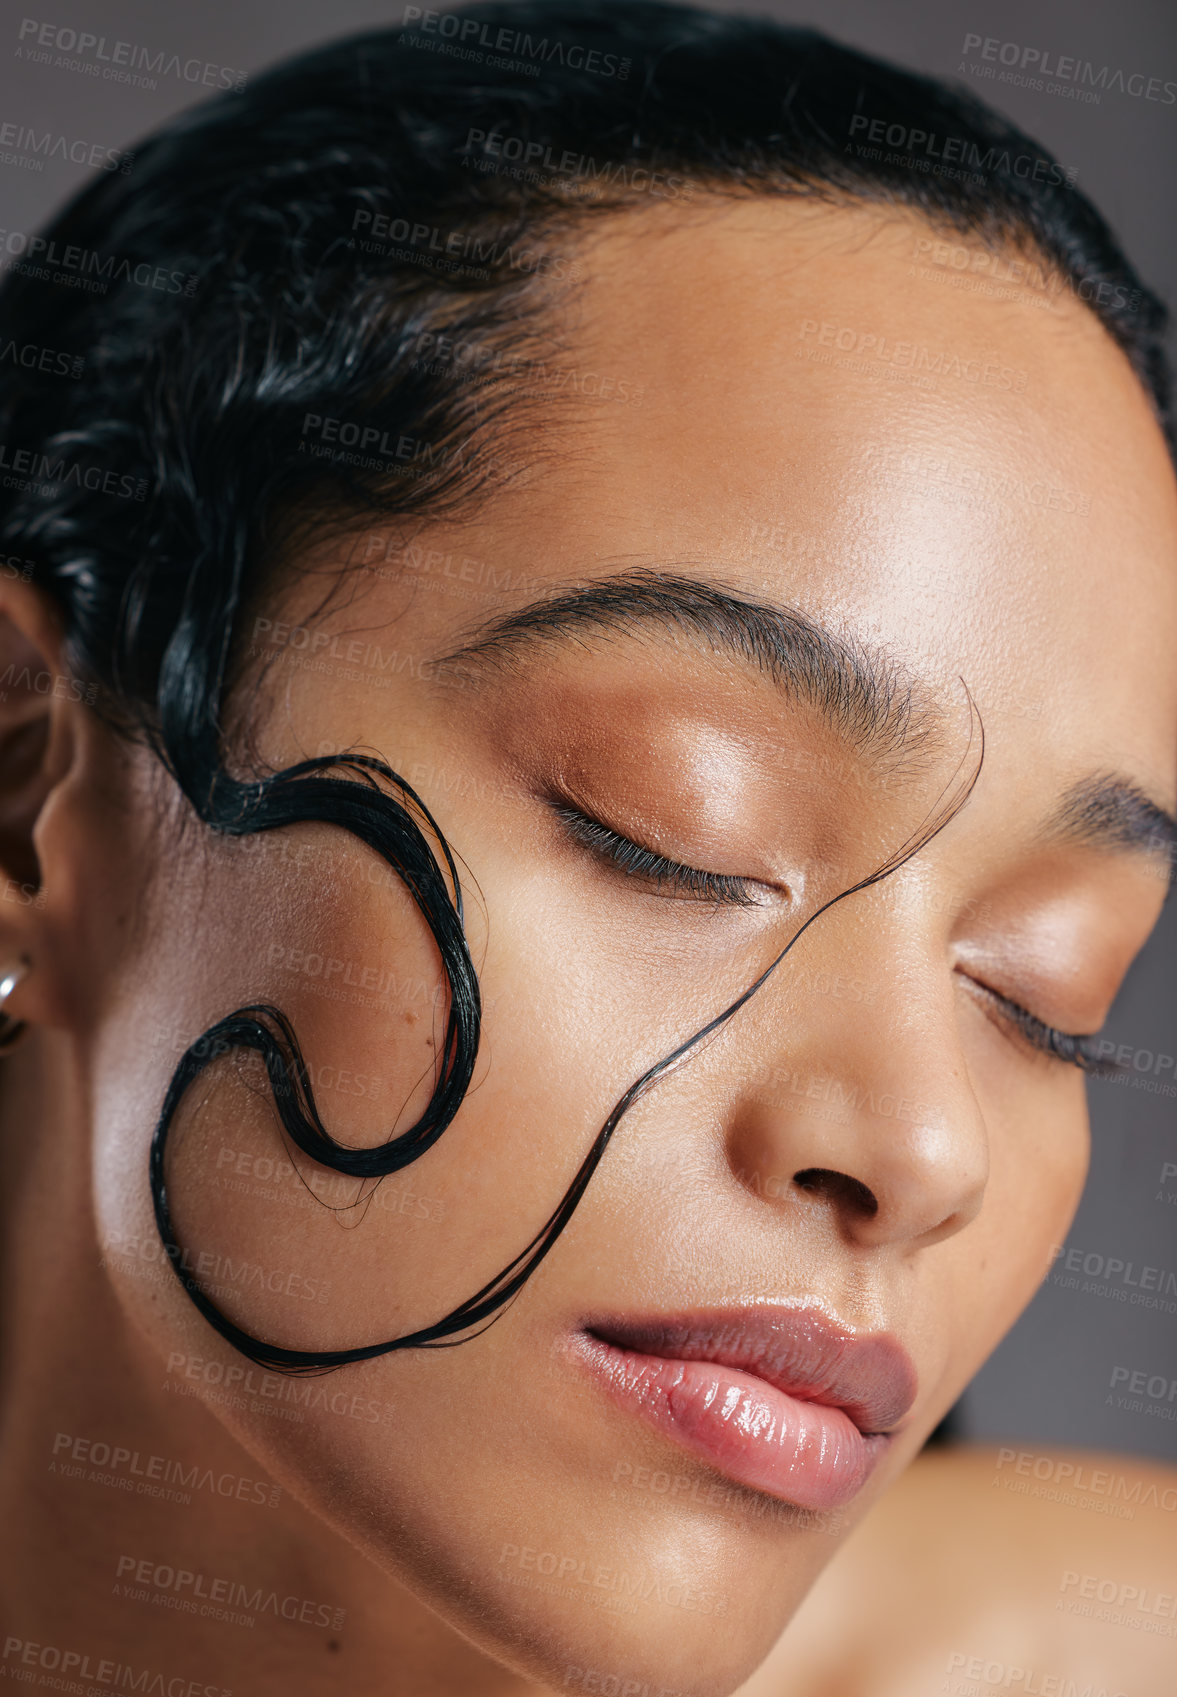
left=745, top=1445, right=1177, bottom=1697
left=1, top=196, right=1174, bottom=1695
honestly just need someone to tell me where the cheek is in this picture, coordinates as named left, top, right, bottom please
left=953, top=1078, right=1089, bottom=1361
left=92, top=821, right=461, bottom=1354
left=118, top=812, right=786, bottom=1402
left=96, top=793, right=719, bottom=1375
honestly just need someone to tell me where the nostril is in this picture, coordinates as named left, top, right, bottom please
left=793, top=1168, right=879, bottom=1217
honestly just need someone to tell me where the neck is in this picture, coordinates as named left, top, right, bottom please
left=0, top=1028, right=538, bottom=1696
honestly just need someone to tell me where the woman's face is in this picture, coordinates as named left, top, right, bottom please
left=65, top=198, right=1177, bottom=1694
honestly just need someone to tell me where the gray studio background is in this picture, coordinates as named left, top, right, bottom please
left=4, top=0, right=1174, bottom=1462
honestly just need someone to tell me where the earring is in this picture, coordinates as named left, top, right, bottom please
left=0, top=958, right=29, bottom=1052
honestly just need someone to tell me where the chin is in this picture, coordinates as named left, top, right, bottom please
left=211, top=1350, right=868, bottom=1697
left=380, top=1517, right=809, bottom=1697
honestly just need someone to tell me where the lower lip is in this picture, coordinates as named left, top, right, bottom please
left=576, top=1334, right=889, bottom=1511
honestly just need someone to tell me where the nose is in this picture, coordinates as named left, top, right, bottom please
left=722, top=893, right=990, bottom=1251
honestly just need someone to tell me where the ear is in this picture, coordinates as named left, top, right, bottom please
left=0, top=575, right=83, bottom=1027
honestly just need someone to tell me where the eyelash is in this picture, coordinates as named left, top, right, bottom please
left=553, top=804, right=766, bottom=907
left=556, top=802, right=1115, bottom=1076
left=972, top=982, right=1114, bottom=1075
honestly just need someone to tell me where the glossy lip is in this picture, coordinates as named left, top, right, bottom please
left=572, top=1306, right=918, bottom=1512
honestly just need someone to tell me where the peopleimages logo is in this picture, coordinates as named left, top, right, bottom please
left=0, top=121, right=132, bottom=174
left=796, top=317, right=1028, bottom=392
left=102, top=1228, right=331, bottom=1304
left=401, top=6, right=631, bottom=79
left=16, top=18, right=247, bottom=92
left=961, top=32, right=1177, bottom=104
left=2, top=1637, right=230, bottom=1696
left=0, top=227, right=198, bottom=297
left=114, top=1555, right=345, bottom=1632
left=349, top=210, right=579, bottom=282
left=498, top=1544, right=727, bottom=1616
left=1047, top=1243, right=1177, bottom=1314
left=993, top=1445, right=1177, bottom=1513
left=945, top=1652, right=1126, bottom=1697
left=51, top=1429, right=283, bottom=1509
left=461, top=128, right=692, bottom=200
left=0, top=443, right=148, bottom=501
left=847, top=115, right=1076, bottom=187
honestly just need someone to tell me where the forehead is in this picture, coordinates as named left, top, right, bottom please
left=281, top=197, right=1177, bottom=828
left=423, top=195, right=1177, bottom=798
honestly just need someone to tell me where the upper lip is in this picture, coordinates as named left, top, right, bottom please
left=582, top=1306, right=918, bottom=1436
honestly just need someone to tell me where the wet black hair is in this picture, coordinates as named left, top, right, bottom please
left=0, top=0, right=1166, bottom=1370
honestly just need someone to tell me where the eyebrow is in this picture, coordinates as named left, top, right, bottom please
left=1049, top=774, right=1177, bottom=881
left=439, top=566, right=1177, bottom=879
left=440, top=567, right=942, bottom=768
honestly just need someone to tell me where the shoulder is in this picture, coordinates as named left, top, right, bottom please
left=740, top=1443, right=1177, bottom=1697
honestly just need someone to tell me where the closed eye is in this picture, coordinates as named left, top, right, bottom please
left=551, top=802, right=775, bottom=907
left=962, top=975, right=1123, bottom=1076
left=553, top=806, right=1123, bottom=1073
